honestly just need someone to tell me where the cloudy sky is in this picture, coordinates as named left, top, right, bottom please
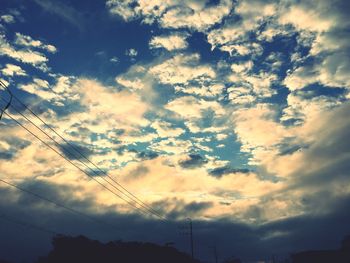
left=1, top=0, right=350, bottom=262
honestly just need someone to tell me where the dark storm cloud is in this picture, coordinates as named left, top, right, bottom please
left=183, top=201, right=213, bottom=214
left=10, top=180, right=95, bottom=212
left=257, top=195, right=350, bottom=255
left=127, top=165, right=149, bottom=179
left=286, top=103, right=350, bottom=191
left=152, top=198, right=213, bottom=220
left=0, top=152, right=13, bottom=160
left=178, top=154, right=208, bottom=169
left=209, top=166, right=250, bottom=178
left=58, top=142, right=93, bottom=161
left=1, top=179, right=350, bottom=262
left=5, top=137, right=31, bottom=150
left=0, top=137, right=31, bottom=160
left=86, top=168, right=107, bottom=177
left=137, top=151, right=159, bottom=160
left=277, top=137, right=309, bottom=156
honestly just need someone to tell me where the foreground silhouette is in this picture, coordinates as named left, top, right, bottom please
left=291, top=235, right=350, bottom=263
left=36, top=235, right=199, bottom=263
left=2, top=235, right=350, bottom=262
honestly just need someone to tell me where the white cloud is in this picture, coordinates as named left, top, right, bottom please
left=279, top=4, right=334, bottom=33
left=165, top=95, right=227, bottom=134
left=232, top=104, right=291, bottom=165
left=174, top=83, right=224, bottom=98
left=150, top=53, right=215, bottom=85
left=251, top=102, right=350, bottom=221
left=206, top=0, right=277, bottom=55
left=150, top=120, right=185, bottom=138
left=106, top=0, right=232, bottom=32
left=73, top=79, right=149, bottom=131
left=106, top=0, right=140, bottom=22
left=149, top=34, right=188, bottom=51
left=159, top=0, right=232, bottom=31
left=110, top=56, right=119, bottom=63
left=14, top=33, right=57, bottom=53
left=166, top=95, right=225, bottom=120
left=0, top=34, right=49, bottom=71
left=125, top=48, right=138, bottom=58
left=19, top=78, right=56, bottom=101
left=1, top=64, right=26, bottom=77
left=227, top=86, right=255, bottom=105
left=150, top=138, right=193, bottom=155
left=116, top=77, right=144, bottom=91
left=280, top=91, right=342, bottom=125
left=0, top=15, right=15, bottom=24
left=231, top=61, right=253, bottom=73
left=228, top=62, right=277, bottom=100
left=281, top=0, right=350, bottom=91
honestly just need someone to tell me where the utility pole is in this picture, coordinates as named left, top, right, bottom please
left=179, top=218, right=195, bottom=259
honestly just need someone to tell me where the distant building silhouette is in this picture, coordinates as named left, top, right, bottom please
left=291, top=236, right=350, bottom=263
left=36, top=235, right=200, bottom=263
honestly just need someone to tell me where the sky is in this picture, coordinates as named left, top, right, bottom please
left=0, top=0, right=350, bottom=262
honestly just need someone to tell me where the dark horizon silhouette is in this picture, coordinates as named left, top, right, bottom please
left=291, top=235, right=350, bottom=263
left=35, top=235, right=200, bottom=263
left=1, top=235, right=350, bottom=263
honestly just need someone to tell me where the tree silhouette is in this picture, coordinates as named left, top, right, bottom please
left=36, top=235, right=200, bottom=263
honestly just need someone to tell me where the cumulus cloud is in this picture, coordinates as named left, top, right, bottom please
left=232, top=104, right=291, bottom=165
left=150, top=53, right=215, bottom=85
left=0, top=33, right=50, bottom=71
left=158, top=0, right=232, bottom=31
left=106, top=0, right=233, bottom=31
left=206, top=0, right=276, bottom=55
left=149, top=33, right=188, bottom=51
left=1, top=2, right=350, bottom=256
left=150, top=120, right=185, bottom=138
left=280, top=91, right=342, bottom=125
left=280, top=0, right=350, bottom=91
left=1, top=63, right=26, bottom=77
left=178, top=154, right=208, bottom=169
left=209, top=166, right=250, bottom=178
left=245, top=102, right=350, bottom=223
left=50, top=78, right=150, bottom=142
left=125, top=48, right=138, bottom=58
left=0, top=14, right=15, bottom=24
left=174, top=82, right=224, bottom=98
left=19, top=78, right=55, bottom=100
left=14, top=33, right=57, bottom=53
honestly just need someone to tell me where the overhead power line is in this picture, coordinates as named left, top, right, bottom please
left=0, top=79, right=13, bottom=121
left=1, top=109, right=152, bottom=218
left=8, top=92, right=165, bottom=220
left=0, top=80, right=165, bottom=220
left=0, top=178, right=116, bottom=229
left=0, top=213, right=59, bottom=236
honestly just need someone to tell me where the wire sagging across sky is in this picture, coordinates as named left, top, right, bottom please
left=0, top=79, right=167, bottom=220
